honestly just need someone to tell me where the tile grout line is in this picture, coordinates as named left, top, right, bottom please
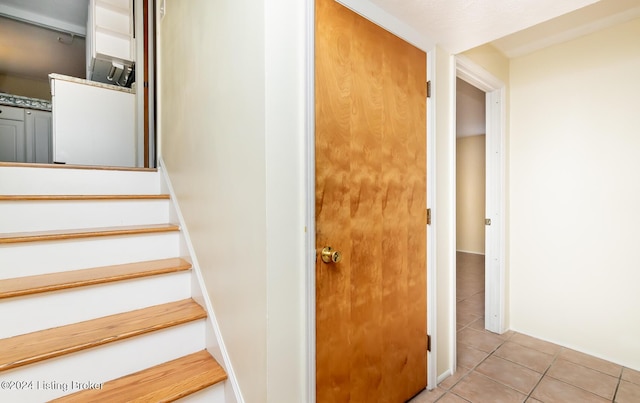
left=444, top=252, right=629, bottom=403
left=444, top=330, right=519, bottom=401
left=524, top=345, right=563, bottom=401
left=474, top=332, right=548, bottom=402
left=612, top=368, right=623, bottom=402
left=535, top=348, right=622, bottom=402
left=434, top=257, right=483, bottom=402
left=452, top=255, right=537, bottom=402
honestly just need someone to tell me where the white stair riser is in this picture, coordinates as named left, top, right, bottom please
left=178, top=382, right=226, bottom=403
left=0, top=167, right=161, bottom=195
left=0, top=321, right=206, bottom=402
left=0, top=272, right=192, bottom=339
left=0, top=200, right=171, bottom=233
left=0, top=233, right=181, bottom=280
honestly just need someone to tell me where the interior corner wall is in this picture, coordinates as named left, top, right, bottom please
left=0, top=74, right=51, bottom=100
left=509, top=17, right=640, bottom=370
left=157, top=0, right=268, bottom=401
left=456, top=135, right=486, bottom=254
left=157, top=1, right=309, bottom=401
left=264, top=0, right=309, bottom=402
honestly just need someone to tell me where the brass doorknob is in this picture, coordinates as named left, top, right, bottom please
left=321, top=246, right=342, bottom=264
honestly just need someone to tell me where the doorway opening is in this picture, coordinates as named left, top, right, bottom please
left=455, top=77, right=487, bottom=339
left=0, top=0, right=156, bottom=168
left=451, top=55, right=506, bottom=375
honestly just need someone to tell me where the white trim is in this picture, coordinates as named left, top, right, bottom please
left=448, top=54, right=458, bottom=377
left=456, top=56, right=504, bottom=92
left=437, top=369, right=453, bottom=385
left=154, top=0, right=163, bottom=158
left=157, top=158, right=242, bottom=403
left=135, top=0, right=144, bottom=167
left=334, top=0, right=434, bottom=52
left=304, top=0, right=316, bottom=401
left=454, top=55, right=507, bottom=334
left=456, top=250, right=485, bottom=256
left=426, top=50, right=437, bottom=390
left=484, top=88, right=507, bottom=334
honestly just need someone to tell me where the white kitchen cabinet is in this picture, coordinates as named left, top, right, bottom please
left=86, top=0, right=135, bottom=85
left=25, top=109, right=53, bottom=164
left=0, top=105, right=53, bottom=164
left=0, top=105, right=26, bottom=163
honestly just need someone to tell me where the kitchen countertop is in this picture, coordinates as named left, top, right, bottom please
left=49, top=73, right=135, bottom=94
left=0, top=93, right=51, bottom=111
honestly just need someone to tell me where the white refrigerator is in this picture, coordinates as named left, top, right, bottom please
left=50, top=74, right=136, bottom=167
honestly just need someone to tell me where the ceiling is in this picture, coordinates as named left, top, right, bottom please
left=364, top=0, right=640, bottom=55
left=1, top=0, right=640, bottom=84
left=492, top=0, right=640, bottom=58
left=0, top=0, right=88, bottom=35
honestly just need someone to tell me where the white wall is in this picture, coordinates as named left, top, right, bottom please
left=456, top=78, right=485, bottom=138
left=0, top=74, right=51, bottom=100
left=509, top=17, right=640, bottom=370
left=456, top=77, right=486, bottom=255
left=456, top=135, right=486, bottom=254
left=264, top=0, right=309, bottom=401
left=157, top=0, right=308, bottom=401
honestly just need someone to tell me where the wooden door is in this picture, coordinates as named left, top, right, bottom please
left=315, top=0, right=427, bottom=401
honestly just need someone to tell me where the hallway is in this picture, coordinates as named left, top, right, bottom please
left=411, top=252, right=640, bottom=402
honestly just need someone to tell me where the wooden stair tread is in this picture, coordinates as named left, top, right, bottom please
left=0, top=299, right=206, bottom=372
left=0, top=258, right=192, bottom=299
left=0, top=194, right=170, bottom=201
left=0, top=224, right=180, bottom=244
left=51, top=350, right=227, bottom=402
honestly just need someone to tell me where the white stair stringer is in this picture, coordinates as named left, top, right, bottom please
left=160, top=158, right=241, bottom=403
left=0, top=271, right=191, bottom=339
left=0, top=320, right=206, bottom=403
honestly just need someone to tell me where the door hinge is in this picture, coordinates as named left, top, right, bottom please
left=426, top=81, right=431, bottom=98
left=485, top=218, right=492, bottom=226
left=426, top=208, right=432, bottom=225
left=427, top=334, right=431, bottom=352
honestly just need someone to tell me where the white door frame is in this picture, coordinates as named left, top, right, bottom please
left=305, top=1, right=317, bottom=402
left=454, top=55, right=507, bottom=334
left=426, top=50, right=437, bottom=390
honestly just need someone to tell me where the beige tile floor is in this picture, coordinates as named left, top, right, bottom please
left=411, top=252, right=640, bottom=403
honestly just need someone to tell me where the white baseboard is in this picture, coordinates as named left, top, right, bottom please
left=437, top=369, right=453, bottom=385
left=456, top=249, right=485, bottom=255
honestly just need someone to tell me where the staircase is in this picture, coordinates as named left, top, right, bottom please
left=0, top=163, right=232, bottom=402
